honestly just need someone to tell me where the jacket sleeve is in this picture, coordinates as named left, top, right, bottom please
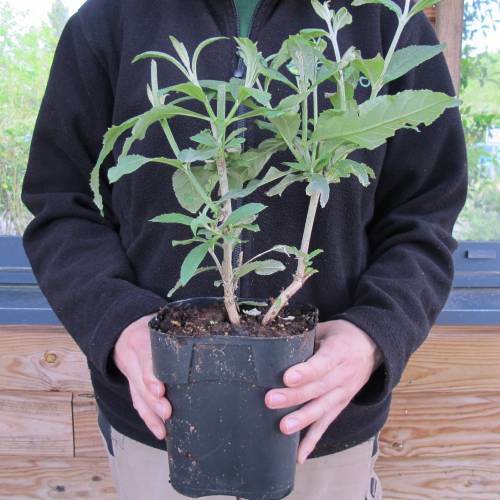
left=329, top=11, right=468, bottom=405
left=21, top=12, right=167, bottom=390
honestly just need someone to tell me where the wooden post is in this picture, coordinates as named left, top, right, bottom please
left=434, top=0, right=464, bottom=95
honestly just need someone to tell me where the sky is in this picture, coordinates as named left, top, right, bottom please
left=3, top=0, right=500, bottom=53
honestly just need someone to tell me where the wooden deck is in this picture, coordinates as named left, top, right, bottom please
left=1, top=323, right=499, bottom=498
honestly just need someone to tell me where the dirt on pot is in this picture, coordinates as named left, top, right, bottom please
left=150, top=301, right=318, bottom=338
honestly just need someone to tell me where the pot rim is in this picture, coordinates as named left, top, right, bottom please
left=148, top=296, right=318, bottom=341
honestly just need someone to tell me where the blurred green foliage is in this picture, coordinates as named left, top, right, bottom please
left=453, top=0, right=500, bottom=240
left=0, top=0, right=498, bottom=239
left=0, top=0, right=67, bottom=234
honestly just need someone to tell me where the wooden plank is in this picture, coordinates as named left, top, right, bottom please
left=397, top=326, right=500, bottom=394
left=435, top=0, right=464, bottom=94
left=375, top=456, right=500, bottom=499
left=0, top=390, right=73, bottom=457
left=381, top=391, right=500, bottom=458
left=0, top=325, right=92, bottom=392
left=74, top=393, right=108, bottom=458
left=0, top=456, right=116, bottom=499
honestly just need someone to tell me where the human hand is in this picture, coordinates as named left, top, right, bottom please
left=264, top=319, right=382, bottom=464
left=113, top=312, right=172, bottom=440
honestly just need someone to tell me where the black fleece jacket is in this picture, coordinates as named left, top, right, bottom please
left=21, top=0, right=467, bottom=457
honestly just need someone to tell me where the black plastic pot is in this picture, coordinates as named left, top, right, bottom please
left=149, top=297, right=317, bottom=500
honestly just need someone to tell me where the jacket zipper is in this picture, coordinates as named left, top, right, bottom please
left=230, top=0, right=263, bottom=298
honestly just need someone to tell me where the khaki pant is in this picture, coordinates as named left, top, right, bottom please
left=98, top=421, right=382, bottom=500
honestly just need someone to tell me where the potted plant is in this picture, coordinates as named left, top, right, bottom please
left=90, top=0, right=457, bottom=498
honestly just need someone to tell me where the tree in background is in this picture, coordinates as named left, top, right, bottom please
left=454, top=0, right=500, bottom=240
left=0, top=0, right=69, bottom=234
left=47, top=0, right=69, bottom=39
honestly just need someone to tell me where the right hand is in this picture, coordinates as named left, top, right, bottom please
left=112, top=312, right=172, bottom=440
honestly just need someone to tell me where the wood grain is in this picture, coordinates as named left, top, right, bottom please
left=0, top=456, right=116, bottom=499
left=376, top=456, right=500, bottom=499
left=73, top=393, right=107, bottom=458
left=381, top=391, right=500, bottom=458
left=0, top=325, right=92, bottom=392
left=0, top=390, right=73, bottom=457
left=397, top=327, right=500, bottom=394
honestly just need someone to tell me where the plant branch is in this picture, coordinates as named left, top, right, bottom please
left=371, top=0, right=411, bottom=98
left=262, top=191, right=321, bottom=325
left=216, top=153, right=240, bottom=325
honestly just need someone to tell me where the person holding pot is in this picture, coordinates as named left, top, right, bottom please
left=21, top=0, right=467, bottom=499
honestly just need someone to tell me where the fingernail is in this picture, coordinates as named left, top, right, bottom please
left=286, top=371, right=302, bottom=384
left=268, top=393, right=287, bottom=407
left=284, top=417, right=299, bottom=433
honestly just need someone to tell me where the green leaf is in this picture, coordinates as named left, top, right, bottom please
left=266, top=173, right=304, bottom=197
left=234, top=259, right=285, bottom=280
left=306, top=174, right=330, bottom=207
left=119, top=104, right=210, bottom=159
left=300, top=28, right=329, bottom=38
left=353, top=53, right=385, bottom=86
left=190, top=130, right=218, bottom=148
left=333, top=159, right=376, bottom=186
left=108, top=155, right=182, bottom=183
left=149, top=213, right=194, bottom=225
left=191, top=36, right=228, bottom=78
left=351, top=0, right=402, bottom=17
left=132, top=50, right=190, bottom=79
left=238, top=87, right=272, bottom=107
left=179, top=148, right=217, bottom=163
left=332, top=7, right=353, bottom=31
left=161, top=82, right=206, bottom=102
left=172, top=167, right=216, bottom=213
left=312, top=90, right=459, bottom=149
left=409, top=0, right=440, bottom=18
left=168, top=265, right=215, bottom=297
left=311, top=0, right=332, bottom=21
left=223, top=203, right=267, bottom=227
left=383, top=44, right=445, bottom=85
left=90, top=116, right=140, bottom=215
left=168, top=36, right=191, bottom=73
left=269, top=112, right=301, bottom=145
left=286, top=34, right=318, bottom=86
left=180, top=243, right=210, bottom=286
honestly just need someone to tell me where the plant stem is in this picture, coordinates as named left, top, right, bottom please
left=328, top=26, right=346, bottom=111
left=216, top=153, right=240, bottom=325
left=371, top=0, right=411, bottom=98
left=261, top=191, right=321, bottom=326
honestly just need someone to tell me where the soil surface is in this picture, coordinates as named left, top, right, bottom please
left=150, top=300, right=318, bottom=338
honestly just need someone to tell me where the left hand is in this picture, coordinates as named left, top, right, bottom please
left=264, top=319, right=383, bottom=464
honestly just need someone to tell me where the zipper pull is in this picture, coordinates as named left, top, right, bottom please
left=233, top=57, right=245, bottom=79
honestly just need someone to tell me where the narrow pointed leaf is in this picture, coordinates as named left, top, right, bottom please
left=168, top=266, right=216, bottom=297
left=90, top=116, right=140, bottom=215
left=132, top=51, right=190, bottom=79
left=169, top=36, right=191, bottom=72
left=149, top=213, right=194, bottom=225
left=192, top=37, right=228, bottom=77
left=224, top=203, right=267, bottom=227
left=383, top=44, right=445, bottom=85
left=108, top=155, right=183, bottom=183
left=180, top=243, right=210, bottom=286
left=234, top=259, right=286, bottom=280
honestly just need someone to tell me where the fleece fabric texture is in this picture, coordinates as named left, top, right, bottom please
left=21, top=0, right=467, bottom=458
